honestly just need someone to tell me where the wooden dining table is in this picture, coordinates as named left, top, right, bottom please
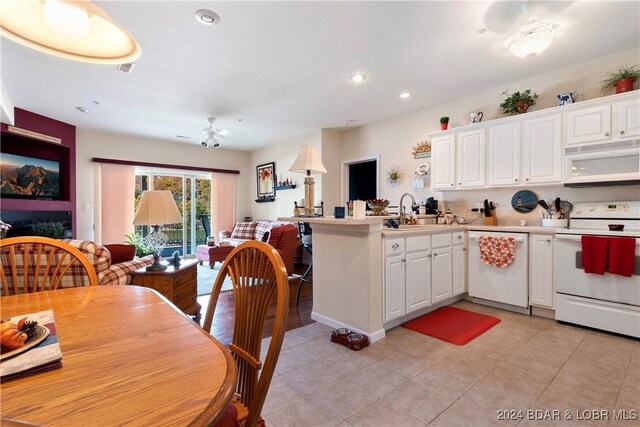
left=1, top=285, right=237, bottom=426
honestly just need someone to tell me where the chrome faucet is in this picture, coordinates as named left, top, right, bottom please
left=398, top=193, right=417, bottom=225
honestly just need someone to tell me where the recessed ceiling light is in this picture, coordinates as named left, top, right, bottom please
left=75, top=106, right=89, bottom=113
left=195, top=9, right=220, bottom=25
left=477, top=28, right=487, bottom=34
left=344, top=120, right=358, bottom=125
left=350, top=73, right=367, bottom=83
left=399, top=92, right=411, bottom=99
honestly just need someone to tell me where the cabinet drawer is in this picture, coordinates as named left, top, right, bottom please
left=431, top=233, right=452, bottom=248
left=406, top=235, right=430, bottom=252
left=385, top=238, right=404, bottom=256
left=452, top=231, right=465, bottom=245
left=174, top=267, right=197, bottom=287
left=174, top=279, right=196, bottom=304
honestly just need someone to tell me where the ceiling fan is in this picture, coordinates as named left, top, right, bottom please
left=201, top=117, right=224, bottom=148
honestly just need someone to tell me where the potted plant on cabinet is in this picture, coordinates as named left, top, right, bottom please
left=500, top=89, right=538, bottom=115
left=601, top=64, right=640, bottom=94
left=440, top=116, right=449, bottom=130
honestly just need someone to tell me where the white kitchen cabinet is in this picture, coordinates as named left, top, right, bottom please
left=452, top=232, right=466, bottom=296
left=523, top=114, right=562, bottom=184
left=385, top=254, right=406, bottom=321
left=616, top=99, right=640, bottom=139
left=431, top=135, right=456, bottom=189
left=405, top=251, right=432, bottom=312
left=529, top=234, right=554, bottom=308
left=566, top=104, right=612, bottom=146
left=456, top=129, right=485, bottom=188
left=432, top=246, right=453, bottom=303
left=488, top=122, right=520, bottom=186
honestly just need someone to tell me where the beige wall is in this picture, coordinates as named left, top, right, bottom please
left=75, top=129, right=252, bottom=241
left=250, top=131, right=323, bottom=220
left=339, top=48, right=640, bottom=220
left=320, top=129, right=342, bottom=214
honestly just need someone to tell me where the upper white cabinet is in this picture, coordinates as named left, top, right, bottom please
left=456, top=129, right=485, bottom=188
left=431, top=135, right=456, bottom=189
left=523, top=114, right=562, bottom=184
left=617, top=99, right=640, bottom=139
left=566, top=104, right=612, bottom=146
left=488, top=122, right=520, bottom=186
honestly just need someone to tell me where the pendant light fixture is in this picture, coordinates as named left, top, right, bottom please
left=504, top=18, right=561, bottom=59
left=0, top=0, right=140, bottom=64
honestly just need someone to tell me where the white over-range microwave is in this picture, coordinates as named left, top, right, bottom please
left=563, top=139, right=640, bottom=187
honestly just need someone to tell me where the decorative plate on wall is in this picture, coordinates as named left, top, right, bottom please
left=511, top=190, right=538, bottom=213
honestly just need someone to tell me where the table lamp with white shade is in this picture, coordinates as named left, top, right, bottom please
left=289, top=145, right=327, bottom=217
left=133, top=190, right=183, bottom=271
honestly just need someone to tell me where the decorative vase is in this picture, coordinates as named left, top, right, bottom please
left=440, top=123, right=448, bottom=130
left=615, top=77, right=636, bottom=94
left=515, top=101, right=530, bottom=114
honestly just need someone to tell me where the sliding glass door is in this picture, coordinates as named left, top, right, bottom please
left=134, top=170, right=211, bottom=256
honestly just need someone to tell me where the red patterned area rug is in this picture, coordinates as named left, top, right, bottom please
left=402, top=306, right=501, bottom=345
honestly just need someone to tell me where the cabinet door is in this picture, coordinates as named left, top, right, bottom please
left=616, top=99, right=640, bottom=139
left=524, top=114, right=562, bottom=184
left=529, top=234, right=554, bottom=308
left=488, top=122, right=520, bottom=186
left=405, top=251, right=431, bottom=313
left=452, top=244, right=466, bottom=296
left=456, top=129, right=485, bottom=188
left=431, top=135, right=456, bottom=189
left=566, top=104, right=611, bottom=146
left=432, top=246, right=453, bottom=303
left=385, top=255, right=406, bottom=321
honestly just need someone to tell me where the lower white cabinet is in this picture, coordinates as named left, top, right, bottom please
left=384, top=232, right=467, bottom=322
left=529, top=234, right=554, bottom=308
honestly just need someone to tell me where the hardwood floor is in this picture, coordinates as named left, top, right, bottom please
left=206, top=264, right=314, bottom=346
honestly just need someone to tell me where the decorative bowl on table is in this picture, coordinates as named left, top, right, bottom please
left=367, top=199, right=390, bottom=216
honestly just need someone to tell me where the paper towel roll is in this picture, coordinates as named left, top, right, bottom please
left=353, top=200, right=366, bottom=219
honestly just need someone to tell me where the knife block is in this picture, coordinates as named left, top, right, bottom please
left=484, top=216, right=498, bottom=225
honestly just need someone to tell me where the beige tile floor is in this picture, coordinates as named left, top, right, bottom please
left=257, top=301, right=640, bottom=427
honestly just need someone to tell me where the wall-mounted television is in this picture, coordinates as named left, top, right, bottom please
left=1, top=153, right=61, bottom=199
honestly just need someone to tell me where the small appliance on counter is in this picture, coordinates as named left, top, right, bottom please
left=425, top=197, right=438, bottom=214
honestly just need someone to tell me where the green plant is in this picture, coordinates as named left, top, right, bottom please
left=601, top=63, right=640, bottom=93
left=124, top=233, right=153, bottom=257
left=439, top=116, right=449, bottom=124
left=500, top=89, right=538, bottom=115
left=31, top=221, right=66, bottom=239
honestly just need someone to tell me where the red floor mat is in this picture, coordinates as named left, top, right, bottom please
left=402, top=306, right=501, bottom=345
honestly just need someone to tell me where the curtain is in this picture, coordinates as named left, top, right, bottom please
left=95, top=163, right=135, bottom=244
left=210, top=172, right=236, bottom=240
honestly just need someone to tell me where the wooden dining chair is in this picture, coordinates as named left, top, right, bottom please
left=201, top=241, right=289, bottom=427
left=0, top=236, right=99, bottom=296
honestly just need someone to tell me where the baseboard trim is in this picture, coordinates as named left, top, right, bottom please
left=311, top=312, right=386, bottom=343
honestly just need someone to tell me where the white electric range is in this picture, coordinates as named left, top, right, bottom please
left=554, top=201, right=640, bottom=338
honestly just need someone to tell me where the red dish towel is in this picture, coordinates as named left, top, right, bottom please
left=581, top=236, right=608, bottom=275
left=479, top=236, right=517, bottom=268
left=608, top=237, right=636, bottom=277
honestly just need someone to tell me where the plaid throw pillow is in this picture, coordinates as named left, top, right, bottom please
left=254, top=220, right=271, bottom=241
left=230, top=222, right=256, bottom=240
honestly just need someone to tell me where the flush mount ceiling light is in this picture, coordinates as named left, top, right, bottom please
left=0, top=0, right=140, bottom=64
left=399, top=92, right=411, bottom=99
left=350, top=73, right=367, bottom=83
left=504, top=18, right=561, bottom=59
left=195, top=9, right=220, bottom=25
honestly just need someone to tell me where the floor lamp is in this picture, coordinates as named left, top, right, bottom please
left=133, top=190, right=183, bottom=271
left=289, top=145, right=327, bottom=217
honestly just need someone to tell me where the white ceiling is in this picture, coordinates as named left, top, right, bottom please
left=1, top=1, right=638, bottom=151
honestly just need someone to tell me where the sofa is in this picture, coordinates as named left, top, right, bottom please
left=218, top=221, right=300, bottom=274
left=63, top=240, right=154, bottom=286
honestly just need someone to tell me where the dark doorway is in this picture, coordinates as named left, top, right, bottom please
left=348, top=160, right=377, bottom=201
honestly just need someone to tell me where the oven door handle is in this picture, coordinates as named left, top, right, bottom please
left=468, top=233, right=526, bottom=243
left=556, top=234, right=640, bottom=246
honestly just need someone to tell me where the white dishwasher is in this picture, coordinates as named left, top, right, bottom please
left=468, top=231, right=529, bottom=309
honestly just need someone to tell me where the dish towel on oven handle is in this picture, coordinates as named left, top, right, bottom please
left=478, top=236, right=517, bottom=268
left=608, top=237, right=636, bottom=277
left=581, top=236, right=608, bottom=275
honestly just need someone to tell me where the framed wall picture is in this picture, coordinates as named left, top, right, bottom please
left=256, top=162, right=276, bottom=198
